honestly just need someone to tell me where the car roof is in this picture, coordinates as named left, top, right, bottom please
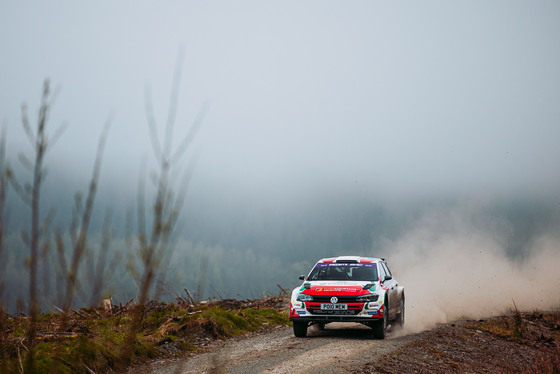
left=316, top=256, right=384, bottom=264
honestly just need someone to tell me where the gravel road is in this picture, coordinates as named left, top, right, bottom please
left=132, top=323, right=418, bottom=374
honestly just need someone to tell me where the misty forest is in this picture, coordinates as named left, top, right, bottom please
left=1, top=78, right=559, bottom=318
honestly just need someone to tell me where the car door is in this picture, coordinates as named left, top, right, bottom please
left=381, top=261, right=398, bottom=319
left=378, top=262, right=392, bottom=318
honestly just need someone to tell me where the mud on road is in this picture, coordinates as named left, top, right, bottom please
left=131, top=322, right=417, bottom=374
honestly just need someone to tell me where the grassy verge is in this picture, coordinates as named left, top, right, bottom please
left=366, top=309, right=560, bottom=373
left=474, top=309, right=560, bottom=372
left=0, top=297, right=289, bottom=373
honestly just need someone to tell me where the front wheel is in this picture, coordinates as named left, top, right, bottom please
left=372, top=308, right=387, bottom=339
left=293, top=321, right=308, bottom=337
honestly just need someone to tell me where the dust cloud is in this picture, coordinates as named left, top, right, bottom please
left=384, top=201, right=560, bottom=333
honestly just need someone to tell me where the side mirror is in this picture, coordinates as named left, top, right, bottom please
left=384, top=275, right=392, bottom=282
left=299, top=275, right=306, bottom=280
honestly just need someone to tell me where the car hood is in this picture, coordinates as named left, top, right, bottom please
left=299, top=281, right=378, bottom=296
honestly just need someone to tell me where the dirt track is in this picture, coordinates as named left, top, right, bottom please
left=128, top=312, right=560, bottom=373
left=130, top=322, right=417, bottom=373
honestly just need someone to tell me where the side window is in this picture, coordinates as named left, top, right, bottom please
left=378, top=262, right=387, bottom=281
left=382, top=262, right=392, bottom=278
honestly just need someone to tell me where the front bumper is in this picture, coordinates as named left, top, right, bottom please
left=290, top=315, right=383, bottom=323
left=290, top=301, right=384, bottom=323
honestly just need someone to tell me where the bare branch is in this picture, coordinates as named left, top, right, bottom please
left=20, top=104, right=35, bottom=146
left=171, top=101, right=209, bottom=164
left=49, top=121, right=68, bottom=149
left=126, top=49, right=206, bottom=357
left=125, top=209, right=140, bottom=282
left=164, top=46, right=186, bottom=159
left=144, top=85, right=162, bottom=161
left=7, top=168, right=31, bottom=206
left=70, top=192, right=82, bottom=249
left=40, top=237, right=51, bottom=308
left=89, top=209, right=116, bottom=305
left=172, top=148, right=201, bottom=216
left=62, top=116, right=111, bottom=311
left=46, top=83, right=61, bottom=114
left=40, top=208, right=56, bottom=238
left=19, top=79, right=54, bottom=372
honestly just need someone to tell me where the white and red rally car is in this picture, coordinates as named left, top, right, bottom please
left=290, top=256, right=405, bottom=338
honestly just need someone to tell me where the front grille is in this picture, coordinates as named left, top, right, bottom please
left=311, top=296, right=360, bottom=303
left=308, top=309, right=361, bottom=315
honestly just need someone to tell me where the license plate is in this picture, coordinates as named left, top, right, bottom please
left=321, top=304, right=348, bottom=310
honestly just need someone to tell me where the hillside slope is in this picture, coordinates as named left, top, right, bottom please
left=131, top=311, right=560, bottom=373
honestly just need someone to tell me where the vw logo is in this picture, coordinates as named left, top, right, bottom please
left=330, top=296, right=338, bottom=304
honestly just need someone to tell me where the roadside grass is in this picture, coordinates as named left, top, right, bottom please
left=371, top=307, right=560, bottom=374
left=475, top=308, right=559, bottom=341
left=0, top=297, right=289, bottom=373
left=473, top=308, right=560, bottom=373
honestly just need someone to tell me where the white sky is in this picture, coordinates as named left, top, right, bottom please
left=1, top=1, right=560, bottom=204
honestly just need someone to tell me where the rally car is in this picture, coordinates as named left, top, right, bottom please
left=290, top=256, right=404, bottom=338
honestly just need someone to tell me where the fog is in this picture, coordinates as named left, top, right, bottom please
left=3, top=1, right=560, bottom=200
left=386, top=201, right=560, bottom=333
left=1, top=2, right=559, bottom=322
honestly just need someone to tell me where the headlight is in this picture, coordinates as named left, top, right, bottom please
left=357, top=294, right=379, bottom=302
left=297, top=293, right=313, bottom=302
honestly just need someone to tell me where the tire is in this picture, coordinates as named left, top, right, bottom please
left=293, top=321, right=308, bottom=337
left=372, top=303, right=387, bottom=339
left=395, top=296, right=405, bottom=328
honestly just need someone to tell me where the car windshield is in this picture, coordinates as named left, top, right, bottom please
left=307, top=263, right=378, bottom=281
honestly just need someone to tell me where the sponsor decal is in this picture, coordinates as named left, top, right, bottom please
left=312, top=282, right=368, bottom=286
left=314, top=263, right=377, bottom=268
